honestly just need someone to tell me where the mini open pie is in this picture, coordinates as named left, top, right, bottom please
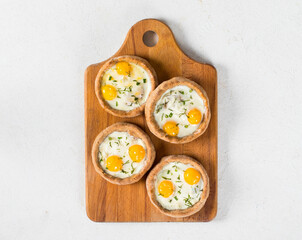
left=145, top=77, right=211, bottom=144
left=92, top=122, right=156, bottom=185
left=146, top=155, right=210, bottom=218
left=95, top=55, right=157, bottom=117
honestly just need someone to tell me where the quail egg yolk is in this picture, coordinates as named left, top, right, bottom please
left=106, top=155, right=123, bottom=172
left=116, top=61, right=131, bottom=75
left=187, top=108, right=202, bottom=124
left=102, top=85, right=117, bottom=100
left=184, top=168, right=201, bottom=185
left=129, top=144, right=145, bottom=163
left=163, top=121, right=179, bottom=136
left=158, top=180, right=174, bottom=198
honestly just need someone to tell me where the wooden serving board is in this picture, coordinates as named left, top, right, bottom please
left=85, top=19, right=217, bottom=222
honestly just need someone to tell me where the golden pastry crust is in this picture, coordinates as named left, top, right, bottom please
left=146, top=155, right=210, bottom=218
left=95, top=55, right=157, bottom=117
left=145, top=77, right=211, bottom=144
left=92, top=122, right=156, bottom=185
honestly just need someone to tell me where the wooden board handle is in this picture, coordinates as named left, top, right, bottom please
left=116, top=19, right=183, bottom=57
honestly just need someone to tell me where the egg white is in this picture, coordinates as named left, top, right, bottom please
left=153, top=85, right=205, bottom=137
left=155, top=162, right=203, bottom=210
left=102, top=63, right=152, bottom=111
left=98, top=131, right=146, bottom=179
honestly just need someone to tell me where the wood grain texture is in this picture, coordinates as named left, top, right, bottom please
left=85, top=19, right=217, bottom=222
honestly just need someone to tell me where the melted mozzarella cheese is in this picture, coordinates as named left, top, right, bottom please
left=153, top=85, right=205, bottom=137
left=155, top=162, right=204, bottom=210
left=98, top=131, right=146, bottom=179
left=102, top=63, right=151, bottom=111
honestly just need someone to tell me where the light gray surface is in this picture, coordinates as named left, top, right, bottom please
left=1, top=0, right=302, bottom=239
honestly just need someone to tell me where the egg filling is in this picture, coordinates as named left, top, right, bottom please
left=155, top=162, right=203, bottom=210
left=101, top=61, right=152, bottom=111
left=154, top=86, right=205, bottom=137
left=98, top=131, right=147, bottom=179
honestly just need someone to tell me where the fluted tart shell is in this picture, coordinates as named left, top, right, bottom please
left=145, top=77, right=211, bottom=144
left=146, top=155, right=210, bottom=218
left=92, top=122, right=156, bottom=185
left=95, top=55, right=157, bottom=118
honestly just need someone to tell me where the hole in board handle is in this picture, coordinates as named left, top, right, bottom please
left=143, top=31, right=158, bottom=47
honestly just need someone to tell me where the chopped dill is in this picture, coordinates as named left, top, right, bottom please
left=156, top=104, right=164, bottom=113
left=123, top=160, right=130, bottom=165
left=131, top=162, right=136, bottom=174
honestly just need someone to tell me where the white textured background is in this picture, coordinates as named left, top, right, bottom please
left=1, top=0, right=302, bottom=239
